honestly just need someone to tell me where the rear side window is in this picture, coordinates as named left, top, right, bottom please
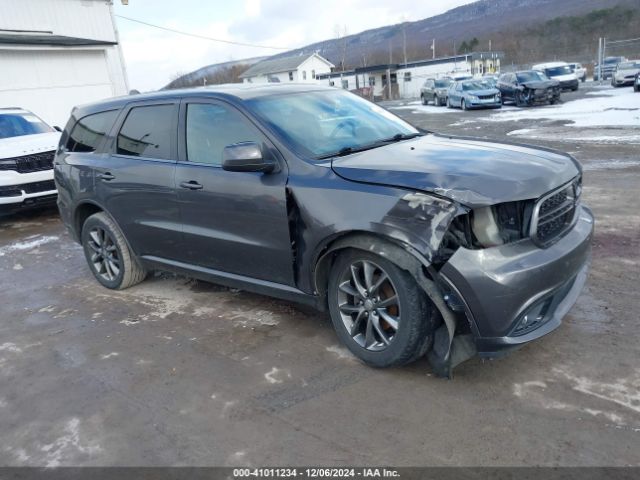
left=66, top=110, right=119, bottom=153
left=117, top=105, right=174, bottom=159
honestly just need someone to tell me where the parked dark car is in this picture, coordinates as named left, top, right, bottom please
left=497, top=71, right=561, bottom=106
left=635, top=72, right=640, bottom=92
left=54, top=84, right=593, bottom=377
left=594, top=56, right=627, bottom=81
left=446, top=80, right=502, bottom=110
left=420, top=77, right=452, bottom=106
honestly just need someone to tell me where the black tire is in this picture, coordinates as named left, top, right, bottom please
left=461, top=99, right=468, bottom=111
left=515, top=92, right=526, bottom=107
left=420, top=94, right=427, bottom=105
left=81, top=212, right=147, bottom=290
left=327, top=249, right=434, bottom=368
left=446, top=97, right=452, bottom=108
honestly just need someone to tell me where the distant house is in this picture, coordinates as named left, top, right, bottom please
left=317, top=51, right=504, bottom=101
left=240, top=53, right=334, bottom=84
left=0, top=0, right=129, bottom=126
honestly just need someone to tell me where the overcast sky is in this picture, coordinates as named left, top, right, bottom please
left=113, top=0, right=477, bottom=92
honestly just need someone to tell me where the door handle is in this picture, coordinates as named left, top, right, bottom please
left=180, top=180, right=203, bottom=190
left=98, top=172, right=115, bottom=181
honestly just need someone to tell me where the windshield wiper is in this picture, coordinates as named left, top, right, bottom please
left=317, top=132, right=425, bottom=160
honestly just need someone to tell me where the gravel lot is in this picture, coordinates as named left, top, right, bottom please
left=1, top=82, right=638, bottom=467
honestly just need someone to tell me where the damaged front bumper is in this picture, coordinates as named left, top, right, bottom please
left=437, top=204, right=593, bottom=360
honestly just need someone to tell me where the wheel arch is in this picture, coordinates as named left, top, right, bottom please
left=312, top=231, right=430, bottom=299
left=73, top=200, right=105, bottom=242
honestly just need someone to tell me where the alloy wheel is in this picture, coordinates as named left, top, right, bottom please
left=86, top=227, right=121, bottom=282
left=336, top=260, right=401, bottom=352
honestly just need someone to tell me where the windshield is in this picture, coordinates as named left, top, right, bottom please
left=0, top=111, right=53, bottom=139
left=462, top=81, right=489, bottom=91
left=618, top=62, right=640, bottom=70
left=517, top=71, right=548, bottom=83
left=544, top=66, right=572, bottom=76
left=246, top=90, right=420, bottom=158
left=604, top=57, right=623, bottom=65
left=435, top=79, right=451, bottom=88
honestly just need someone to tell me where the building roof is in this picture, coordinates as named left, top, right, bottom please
left=239, top=53, right=333, bottom=78
left=0, top=31, right=117, bottom=47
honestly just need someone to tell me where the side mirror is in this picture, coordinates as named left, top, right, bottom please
left=222, top=142, right=275, bottom=173
left=53, top=126, right=62, bottom=132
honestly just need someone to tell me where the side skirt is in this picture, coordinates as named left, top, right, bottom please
left=141, top=255, right=322, bottom=309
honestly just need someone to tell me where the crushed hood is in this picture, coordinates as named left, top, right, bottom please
left=521, top=80, right=559, bottom=89
left=331, top=134, right=581, bottom=207
left=0, top=132, right=61, bottom=159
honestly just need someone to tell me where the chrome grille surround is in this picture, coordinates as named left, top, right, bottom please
left=530, top=176, right=582, bottom=247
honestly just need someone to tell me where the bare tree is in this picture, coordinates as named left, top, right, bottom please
left=333, top=24, right=349, bottom=71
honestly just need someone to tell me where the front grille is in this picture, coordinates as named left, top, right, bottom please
left=531, top=177, right=581, bottom=246
left=0, top=151, right=55, bottom=173
left=478, top=94, right=495, bottom=100
left=0, top=180, right=56, bottom=197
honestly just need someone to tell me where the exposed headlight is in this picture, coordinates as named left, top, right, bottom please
left=472, top=201, right=535, bottom=248
left=472, top=207, right=503, bottom=247
left=468, top=95, right=478, bottom=101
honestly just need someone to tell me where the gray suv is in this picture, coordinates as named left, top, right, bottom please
left=54, top=84, right=593, bottom=377
left=420, top=78, right=452, bottom=106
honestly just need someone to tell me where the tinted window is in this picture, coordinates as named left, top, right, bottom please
left=0, top=112, right=52, bottom=140
left=67, top=110, right=119, bottom=153
left=117, top=105, right=174, bottom=159
left=186, top=103, right=263, bottom=166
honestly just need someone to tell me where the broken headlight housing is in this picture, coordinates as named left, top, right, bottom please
left=472, top=200, right=534, bottom=248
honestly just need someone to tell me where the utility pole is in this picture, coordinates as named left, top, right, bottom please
left=431, top=39, right=435, bottom=59
left=597, top=37, right=602, bottom=83
left=402, top=23, right=407, bottom=67
left=489, top=39, right=492, bottom=51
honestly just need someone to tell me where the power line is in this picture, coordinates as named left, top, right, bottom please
left=114, top=14, right=289, bottom=50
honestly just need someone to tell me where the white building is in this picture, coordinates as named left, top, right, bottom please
left=0, top=0, right=129, bottom=127
left=317, top=52, right=503, bottom=101
left=240, top=53, right=334, bottom=84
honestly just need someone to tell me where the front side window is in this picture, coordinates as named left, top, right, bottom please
left=67, top=110, right=119, bottom=153
left=186, top=103, right=263, bottom=166
left=247, top=89, right=419, bottom=159
left=0, top=111, right=53, bottom=140
left=117, top=104, right=174, bottom=159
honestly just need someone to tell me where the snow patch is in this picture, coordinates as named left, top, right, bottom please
left=0, top=235, right=59, bottom=256
left=488, top=90, right=640, bottom=127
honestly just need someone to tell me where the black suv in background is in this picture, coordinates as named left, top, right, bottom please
left=497, top=71, right=561, bottom=106
left=420, top=78, right=452, bottom=106
left=55, top=85, right=593, bottom=377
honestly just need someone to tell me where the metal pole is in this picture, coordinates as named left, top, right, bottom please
left=597, top=37, right=602, bottom=83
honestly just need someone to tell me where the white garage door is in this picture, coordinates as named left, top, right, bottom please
left=0, top=49, right=115, bottom=127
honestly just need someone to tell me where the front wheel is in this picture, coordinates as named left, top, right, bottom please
left=462, top=99, right=468, bottom=111
left=327, top=250, right=434, bottom=367
left=420, top=94, right=427, bottom=105
left=81, top=212, right=147, bottom=290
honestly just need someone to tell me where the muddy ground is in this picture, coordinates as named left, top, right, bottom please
left=0, top=82, right=638, bottom=467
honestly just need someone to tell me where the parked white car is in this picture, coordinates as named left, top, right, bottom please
left=532, top=62, right=580, bottom=91
left=568, top=62, right=587, bottom=82
left=0, top=108, right=60, bottom=215
left=612, top=60, right=640, bottom=87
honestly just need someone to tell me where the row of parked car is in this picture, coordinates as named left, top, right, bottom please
left=420, top=58, right=640, bottom=111
left=420, top=70, right=564, bottom=110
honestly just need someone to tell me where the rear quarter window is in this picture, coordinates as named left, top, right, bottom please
left=116, top=104, right=174, bottom=159
left=66, top=110, right=119, bottom=153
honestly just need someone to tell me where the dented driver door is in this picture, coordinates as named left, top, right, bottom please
left=175, top=99, right=294, bottom=286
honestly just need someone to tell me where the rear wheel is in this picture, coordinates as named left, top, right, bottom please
left=327, top=250, right=434, bottom=367
left=81, top=212, right=147, bottom=290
